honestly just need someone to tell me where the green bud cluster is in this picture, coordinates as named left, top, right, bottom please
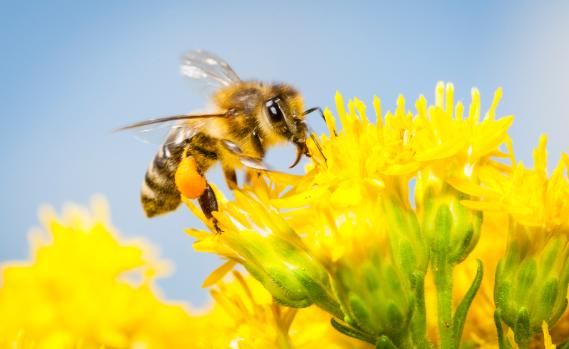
left=331, top=250, right=416, bottom=347
left=495, top=225, right=569, bottom=348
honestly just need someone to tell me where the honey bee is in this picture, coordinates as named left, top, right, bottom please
left=118, top=50, right=324, bottom=222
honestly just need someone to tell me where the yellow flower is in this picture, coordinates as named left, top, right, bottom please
left=451, top=136, right=569, bottom=347
left=0, top=197, right=198, bottom=349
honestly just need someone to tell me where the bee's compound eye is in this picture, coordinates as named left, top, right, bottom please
left=265, top=98, right=284, bottom=121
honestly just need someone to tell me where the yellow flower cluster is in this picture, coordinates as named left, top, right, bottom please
left=187, top=83, right=569, bottom=348
left=457, top=134, right=569, bottom=231
left=462, top=137, right=569, bottom=348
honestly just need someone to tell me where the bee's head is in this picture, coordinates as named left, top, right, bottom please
left=264, top=84, right=307, bottom=144
left=262, top=84, right=328, bottom=168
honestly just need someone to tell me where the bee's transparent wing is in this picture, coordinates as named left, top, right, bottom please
left=129, top=120, right=181, bottom=146
left=181, top=50, right=241, bottom=96
left=116, top=113, right=227, bottom=146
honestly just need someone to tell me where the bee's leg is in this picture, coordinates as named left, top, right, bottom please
left=223, top=167, right=238, bottom=190
left=198, top=182, right=220, bottom=233
left=303, top=107, right=336, bottom=136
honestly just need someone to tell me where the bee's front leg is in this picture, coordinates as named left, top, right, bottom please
left=198, top=182, right=220, bottom=233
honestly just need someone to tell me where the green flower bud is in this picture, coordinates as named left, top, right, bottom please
left=219, top=205, right=342, bottom=316
left=420, top=185, right=481, bottom=265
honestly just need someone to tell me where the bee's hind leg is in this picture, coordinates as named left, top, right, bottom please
left=198, top=183, right=221, bottom=233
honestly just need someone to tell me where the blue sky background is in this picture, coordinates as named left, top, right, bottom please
left=1, top=0, right=568, bottom=306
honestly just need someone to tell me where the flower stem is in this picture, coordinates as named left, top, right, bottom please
left=433, top=256, right=455, bottom=349
left=430, top=198, right=462, bottom=349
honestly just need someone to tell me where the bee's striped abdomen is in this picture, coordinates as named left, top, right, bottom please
left=141, top=131, right=220, bottom=218
left=141, top=142, right=185, bottom=217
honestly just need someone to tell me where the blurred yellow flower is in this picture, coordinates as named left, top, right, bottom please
left=0, top=196, right=198, bottom=349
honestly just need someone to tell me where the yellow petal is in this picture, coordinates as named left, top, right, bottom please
left=447, top=178, right=500, bottom=199
left=185, top=228, right=210, bottom=240
left=270, top=186, right=329, bottom=208
left=202, top=260, right=237, bottom=288
left=460, top=199, right=503, bottom=211
left=542, top=321, right=556, bottom=349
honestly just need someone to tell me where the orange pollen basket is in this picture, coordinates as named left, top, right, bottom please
left=175, top=157, right=207, bottom=199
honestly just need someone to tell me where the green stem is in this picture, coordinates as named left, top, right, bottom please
left=431, top=199, right=457, bottom=349
left=433, top=257, right=455, bottom=349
